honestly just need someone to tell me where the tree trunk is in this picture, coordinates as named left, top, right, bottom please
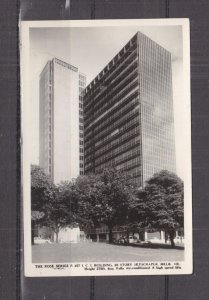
left=55, top=231, right=59, bottom=243
left=169, top=230, right=175, bottom=247
left=108, top=226, right=113, bottom=244
left=138, top=231, right=144, bottom=241
left=170, top=237, right=175, bottom=247
left=126, top=229, right=130, bottom=244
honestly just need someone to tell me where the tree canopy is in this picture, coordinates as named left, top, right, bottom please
left=75, top=168, right=137, bottom=243
left=31, top=165, right=55, bottom=224
left=31, top=166, right=78, bottom=243
left=141, top=170, right=184, bottom=246
left=31, top=165, right=184, bottom=246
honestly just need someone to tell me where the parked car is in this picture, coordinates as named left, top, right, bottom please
left=128, top=236, right=138, bottom=244
left=174, top=236, right=184, bottom=244
left=117, top=237, right=126, bottom=244
left=116, top=236, right=139, bottom=244
left=34, top=237, right=51, bottom=244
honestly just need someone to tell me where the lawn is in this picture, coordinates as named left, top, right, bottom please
left=32, top=241, right=184, bottom=263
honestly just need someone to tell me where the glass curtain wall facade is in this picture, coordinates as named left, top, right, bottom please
left=39, top=58, right=86, bottom=183
left=79, top=73, right=86, bottom=175
left=138, top=32, right=176, bottom=182
left=83, top=32, right=176, bottom=186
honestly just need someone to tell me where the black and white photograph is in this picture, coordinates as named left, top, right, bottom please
left=21, top=19, right=192, bottom=276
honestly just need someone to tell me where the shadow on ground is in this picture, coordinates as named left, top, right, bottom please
left=112, top=242, right=184, bottom=250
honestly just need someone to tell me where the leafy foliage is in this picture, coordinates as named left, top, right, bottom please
left=31, top=166, right=78, bottom=242
left=141, top=170, right=184, bottom=246
left=75, top=168, right=137, bottom=242
left=31, top=165, right=184, bottom=246
left=31, top=165, right=55, bottom=223
left=128, top=189, right=149, bottom=233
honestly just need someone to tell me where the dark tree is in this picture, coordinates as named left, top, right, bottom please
left=50, top=181, right=80, bottom=242
left=39, top=180, right=83, bottom=243
left=128, top=188, right=149, bottom=240
left=143, top=170, right=184, bottom=247
left=73, top=174, right=104, bottom=231
left=76, top=169, right=137, bottom=243
left=31, top=166, right=76, bottom=243
left=31, top=165, right=55, bottom=244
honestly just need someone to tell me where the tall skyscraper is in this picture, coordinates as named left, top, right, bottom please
left=39, top=57, right=86, bottom=183
left=83, top=32, right=176, bottom=186
left=78, top=73, right=86, bottom=175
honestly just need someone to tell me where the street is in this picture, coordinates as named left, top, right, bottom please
left=32, top=241, right=184, bottom=263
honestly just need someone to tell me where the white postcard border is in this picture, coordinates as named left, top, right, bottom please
left=21, top=18, right=192, bottom=277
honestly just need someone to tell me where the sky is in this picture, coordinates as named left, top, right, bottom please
left=28, top=23, right=188, bottom=179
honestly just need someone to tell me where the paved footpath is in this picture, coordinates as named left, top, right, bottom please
left=32, top=241, right=184, bottom=263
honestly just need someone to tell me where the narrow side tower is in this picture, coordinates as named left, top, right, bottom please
left=39, top=58, right=85, bottom=183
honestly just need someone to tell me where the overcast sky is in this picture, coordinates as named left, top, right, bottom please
left=28, top=24, right=187, bottom=178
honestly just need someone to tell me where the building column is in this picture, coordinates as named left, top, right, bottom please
left=175, top=230, right=180, bottom=244
left=106, top=233, right=109, bottom=242
left=160, top=231, right=165, bottom=242
left=96, top=234, right=100, bottom=242
left=144, top=230, right=148, bottom=241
